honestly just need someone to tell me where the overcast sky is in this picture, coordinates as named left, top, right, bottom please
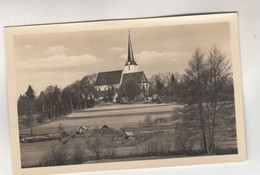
left=14, top=22, right=231, bottom=97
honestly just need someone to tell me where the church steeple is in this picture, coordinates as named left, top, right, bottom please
left=126, top=31, right=137, bottom=66
left=123, top=30, right=139, bottom=74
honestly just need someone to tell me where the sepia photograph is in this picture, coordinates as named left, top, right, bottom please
left=5, top=13, right=246, bottom=175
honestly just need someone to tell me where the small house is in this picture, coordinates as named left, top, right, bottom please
left=124, top=131, right=135, bottom=141
left=78, top=126, right=88, bottom=135
left=100, top=125, right=112, bottom=134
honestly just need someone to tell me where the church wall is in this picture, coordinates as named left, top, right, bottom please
left=123, top=65, right=139, bottom=74
left=140, top=83, right=149, bottom=92
left=95, top=84, right=120, bottom=91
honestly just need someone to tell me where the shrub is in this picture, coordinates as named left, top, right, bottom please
left=40, top=145, right=68, bottom=166
left=174, top=124, right=196, bottom=155
left=144, top=115, right=153, bottom=127
left=103, top=137, right=116, bottom=158
left=72, top=143, right=85, bottom=164
left=145, top=134, right=172, bottom=156
left=87, top=137, right=103, bottom=159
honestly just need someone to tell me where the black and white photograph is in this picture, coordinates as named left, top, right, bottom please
left=4, top=13, right=246, bottom=175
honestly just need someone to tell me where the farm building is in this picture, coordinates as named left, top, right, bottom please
left=95, top=31, right=149, bottom=102
left=100, top=124, right=112, bottom=134
left=78, top=126, right=88, bottom=134
left=124, top=131, right=135, bottom=141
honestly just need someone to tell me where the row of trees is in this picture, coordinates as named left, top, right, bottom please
left=18, top=74, right=97, bottom=132
left=176, top=45, right=234, bottom=154
left=148, top=72, right=178, bottom=100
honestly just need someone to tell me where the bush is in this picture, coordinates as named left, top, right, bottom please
left=69, top=130, right=77, bottom=138
left=145, top=135, right=172, bottom=156
left=144, top=115, right=153, bottom=127
left=87, top=137, right=103, bottom=159
left=72, top=143, right=85, bottom=164
left=103, top=137, right=116, bottom=158
left=174, top=124, right=196, bottom=155
left=40, top=145, right=68, bottom=166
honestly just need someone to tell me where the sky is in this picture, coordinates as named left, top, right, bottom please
left=14, top=22, right=231, bottom=97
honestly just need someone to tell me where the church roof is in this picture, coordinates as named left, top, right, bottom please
left=96, top=70, right=122, bottom=86
left=121, top=71, right=148, bottom=85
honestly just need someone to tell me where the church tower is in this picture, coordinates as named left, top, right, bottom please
left=123, top=31, right=139, bottom=74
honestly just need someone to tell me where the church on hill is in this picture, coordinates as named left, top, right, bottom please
left=95, top=31, right=149, bottom=102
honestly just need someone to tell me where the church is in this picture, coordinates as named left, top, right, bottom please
left=95, top=31, right=149, bottom=102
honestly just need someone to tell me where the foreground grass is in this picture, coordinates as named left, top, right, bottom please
left=20, top=101, right=237, bottom=168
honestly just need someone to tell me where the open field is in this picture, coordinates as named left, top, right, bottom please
left=66, top=103, right=182, bottom=118
left=20, top=102, right=181, bottom=167
left=19, top=101, right=237, bottom=168
left=20, top=103, right=179, bottom=135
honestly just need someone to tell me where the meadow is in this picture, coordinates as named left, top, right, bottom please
left=19, top=102, right=237, bottom=168
left=19, top=103, right=180, bottom=135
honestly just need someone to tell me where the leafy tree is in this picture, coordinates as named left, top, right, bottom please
left=44, top=86, right=61, bottom=119
left=25, top=85, right=35, bottom=101
left=149, top=72, right=178, bottom=99
left=24, top=85, right=36, bottom=135
left=154, top=75, right=165, bottom=97
left=17, top=95, right=30, bottom=116
left=35, top=91, right=48, bottom=123
left=18, top=74, right=98, bottom=126
left=61, top=86, right=74, bottom=113
left=119, top=78, right=141, bottom=101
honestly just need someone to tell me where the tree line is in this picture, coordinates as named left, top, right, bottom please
left=17, top=74, right=97, bottom=133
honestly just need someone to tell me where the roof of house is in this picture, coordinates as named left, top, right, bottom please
left=101, top=125, right=110, bottom=129
left=124, top=131, right=134, bottom=136
left=79, top=126, right=88, bottom=130
left=121, top=71, right=148, bottom=85
left=96, top=70, right=122, bottom=86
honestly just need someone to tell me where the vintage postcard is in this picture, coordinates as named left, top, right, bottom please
left=5, top=13, right=246, bottom=175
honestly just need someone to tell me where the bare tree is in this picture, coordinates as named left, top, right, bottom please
left=180, top=45, right=233, bottom=154
left=204, top=44, right=232, bottom=154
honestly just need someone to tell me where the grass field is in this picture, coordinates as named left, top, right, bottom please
left=20, top=103, right=180, bottom=135
left=19, top=101, right=237, bottom=168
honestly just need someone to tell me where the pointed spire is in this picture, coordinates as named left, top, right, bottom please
left=126, top=30, right=137, bottom=65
